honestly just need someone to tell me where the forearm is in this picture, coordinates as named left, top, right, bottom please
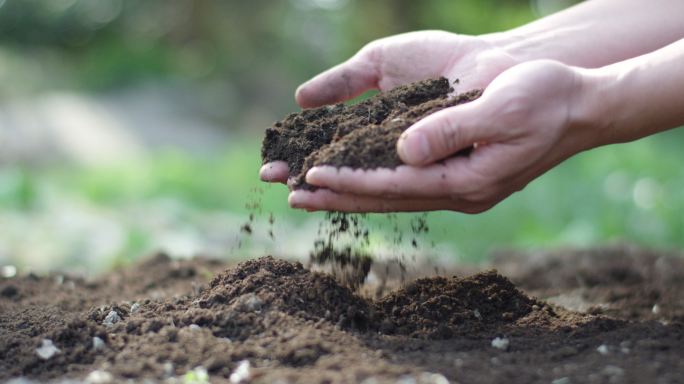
left=581, top=37, right=684, bottom=147
left=486, top=0, right=684, bottom=68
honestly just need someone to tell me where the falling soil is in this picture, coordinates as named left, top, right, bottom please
left=2, top=246, right=684, bottom=383
left=260, top=78, right=480, bottom=295
left=261, top=77, right=481, bottom=190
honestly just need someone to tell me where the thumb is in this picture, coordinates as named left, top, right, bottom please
left=397, top=102, right=491, bottom=165
left=295, top=48, right=380, bottom=108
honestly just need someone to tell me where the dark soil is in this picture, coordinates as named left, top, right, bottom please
left=261, top=77, right=481, bottom=189
left=2, top=246, right=684, bottom=383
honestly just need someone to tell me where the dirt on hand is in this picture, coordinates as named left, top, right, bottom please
left=2, top=246, right=684, bottom=383
left=261, top=77, right=481, bottom=190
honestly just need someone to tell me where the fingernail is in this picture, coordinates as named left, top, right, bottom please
left=259, top=164, right=273, bottom=180
left=305, top=167, right=322, bottom=184
left=288, top=191, right=305, bottom=208
left=398, top=131, right=431, bottom=164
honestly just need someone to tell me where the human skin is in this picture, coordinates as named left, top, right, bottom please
left=260, top=0, right=684, bottom=213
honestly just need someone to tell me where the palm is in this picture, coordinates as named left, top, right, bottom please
left=367, top=31, right=517, bottom=94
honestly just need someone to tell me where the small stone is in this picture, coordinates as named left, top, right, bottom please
left=92, top=336, right=105, bottom=351
left=602, top=365, right=624, bottom=376
left=596, top=344, right=609, bottom=355
left=130, top=303, right=141, bottom=314
left=360, top=378, right=380, bottom=384
left=651, top=304, right=660, bottom=315
left=102, top=310, right=121, bottom=326
left=420, top=372, right=449, bottom=384
left=85, top=370, right=114, bottom=384
left=551, top=378, right=571, bottom=384
left=243, top=294, right=264, bottom=311
left=163, top=362, right=175, bottom=377
left=491, top=337, right=509, bottom=350
left=473, top=309, right=482, bottom=320
left=189, top=324, right=201, bottom=331
left=619, top=340, right=631, bottom=354
left=395, top=375, right=417, bottom=384
left=183, top=366, right=209, bottom=384
left=36, top=339, right=60, bottom=360
left=230, top=360, right=252, bottom=384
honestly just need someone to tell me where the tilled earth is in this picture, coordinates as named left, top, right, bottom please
left=1, top=245, right=683, bottom=383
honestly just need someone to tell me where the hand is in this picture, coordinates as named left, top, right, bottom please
left=288, top=60, right=600, bottom=213
left=259, top=30, right=521, bottom=184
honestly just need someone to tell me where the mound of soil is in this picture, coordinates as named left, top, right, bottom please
left=377, top=271, right=539, bottom=339
left=2, top=248, right=684, bottom=383
left=261, top=77, right=481, bottom=189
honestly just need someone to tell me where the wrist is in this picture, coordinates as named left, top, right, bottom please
left=482, top=28, right=552, bottom=63
left=564, top=67, right=615, bottom=150
left=482, top=24, right=597, bottom=68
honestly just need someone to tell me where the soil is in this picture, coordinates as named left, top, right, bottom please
left=261, top=77, right=482, bottom=190
left=2, top=245, right=684, bottom=383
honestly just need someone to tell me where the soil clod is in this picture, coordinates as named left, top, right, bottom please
left=261, top=77, right=482, bottom=190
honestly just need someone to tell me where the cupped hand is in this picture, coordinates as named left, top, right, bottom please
left=260, top=30, right=521, bottom=184
left=289, top=60, right=600, bottom=213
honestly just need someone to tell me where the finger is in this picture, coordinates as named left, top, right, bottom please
left=304, top=161, right=484, bottom=199
left=288, top=189, right=490, bottom=213
left=259, top=161, right=289, bottom=183
left=295, top=48, right=380, bottom=108
left=397, top=101, right=494, bottom=166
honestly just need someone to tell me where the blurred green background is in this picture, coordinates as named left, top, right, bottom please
left=1, top=0, right=682, bottom=274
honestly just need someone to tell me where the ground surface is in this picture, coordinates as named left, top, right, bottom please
left=1, top=245, right=683, bottom=383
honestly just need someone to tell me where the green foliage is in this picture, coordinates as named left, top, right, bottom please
left=5, top=130, right=682, bottom=268
left=1, top=0, right=683, bottom=271
left=0, top=169, right=38, bottom=210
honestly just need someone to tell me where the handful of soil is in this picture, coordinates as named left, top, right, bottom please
left=261, top=77, right=482, bottom=189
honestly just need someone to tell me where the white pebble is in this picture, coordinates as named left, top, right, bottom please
left=602, top=365, right=624, bottom=376
left=130, top=303, right=141, bottom=314
left=92, top=336, right=105, bottom=351
left=394, top=375, right=417, bottom=384
left=85, top=370, right=113, bottom=384
left=420, top=372, right=449, bottom=384
left=360, top=378, right=380, bottom=384
left=243, top=294, right=264, bottom=311
left=184, top=366, right=209, bottom=383
left=230, top=360, right=252, bottom=384
left=491, top=337, right=509, bottom=350
left=102, top=310, right=121, bottom=326
left=163, top=362, right=175, bottom=377
left=551, top=378, right=571, bottom=384
left=651, top=304, right=660, bottom=315
left=35, top=339, right=60, bottom=360
left=596, top=344, right=609, bottom=355
left=189, top=324, right=201, bottom=331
